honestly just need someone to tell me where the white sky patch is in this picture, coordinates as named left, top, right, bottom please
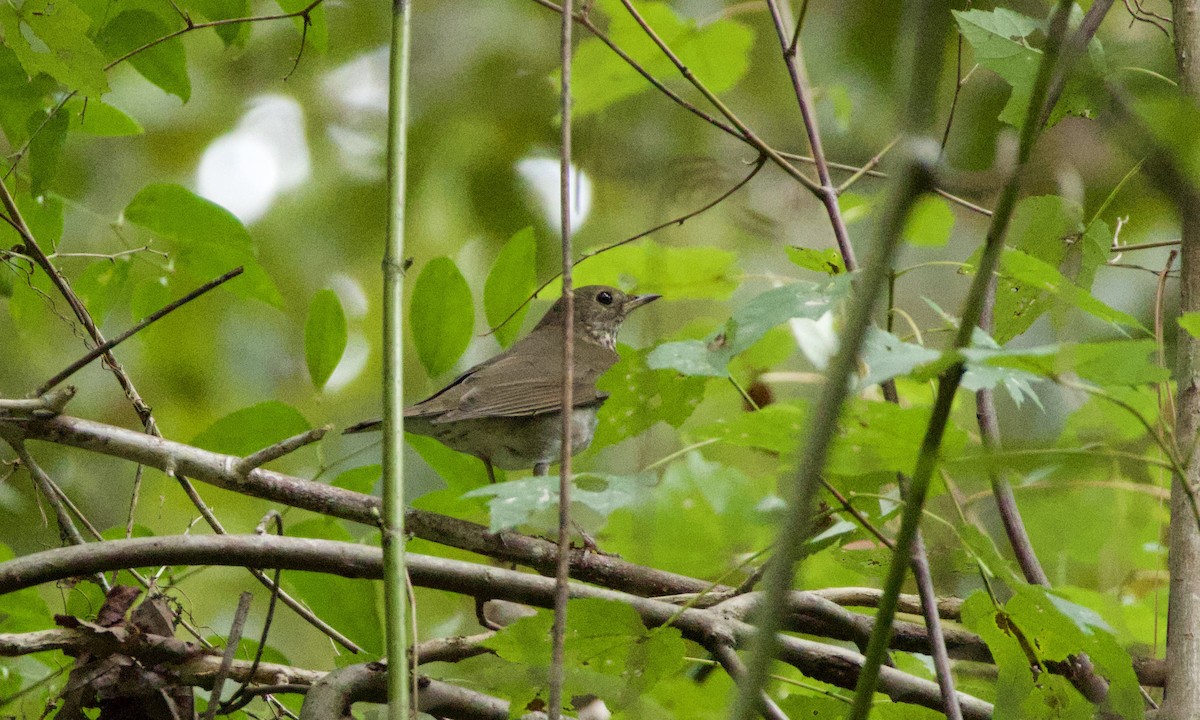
left=516, top=157, right=592, bottom=235
left=196, top=94, right=311, bottom=224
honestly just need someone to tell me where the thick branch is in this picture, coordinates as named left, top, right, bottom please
left=0, top=534, right=994, bottom=718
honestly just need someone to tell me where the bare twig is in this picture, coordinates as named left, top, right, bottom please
left=711, top=644, right=790, bottom=720
left=203, top=591, right=253, bottom=720
left=235, top=425, right=330, bottom=476
left=487, top=154, right=765, bottom=336
left=35, top=267, right=245, bottom=396
left=549, top=0, right=575, bottom=714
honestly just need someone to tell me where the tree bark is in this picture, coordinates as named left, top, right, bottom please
left=1165, top=2, right=1200, bottom=715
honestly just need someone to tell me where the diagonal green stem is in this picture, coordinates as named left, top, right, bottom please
left=847, top=1, right=1076, bottom=716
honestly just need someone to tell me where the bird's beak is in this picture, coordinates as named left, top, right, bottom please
left=623, top=293, right=662, bottom=313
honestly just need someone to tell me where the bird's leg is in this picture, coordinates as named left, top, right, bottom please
left=483, top=458, right=498, bottom=484
left=535, top=463, right=601, bottom=553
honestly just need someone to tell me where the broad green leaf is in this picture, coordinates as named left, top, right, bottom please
left=126, top=183, right=254, bottom=247
left=1008, top=585, right=1144, bottom=719
left=285, top=518, right=383, bottom=657
left=483, top=227, right=536, bottom=348
left=27, top=108, right=67, bottom=195
left=0, top=0, right=109, bottom=99
left=15, top=192, right=63, bottom=248
left=410, top=257, right=473, bottom=377
left=1000, top=248, right=1146, bottom=334
left=567, top=240, right=739, bottom=299
left=985, top=196, right=1096, bottom=341
left=124, top=183, right=281, bottom=306
left=646, top=278, right=848, bottom=376
left=698, top=402, right=807, bottom=456
left=786, top=246, right=845, bottom=275
left=966, top=339, right=1168, bottom=386
left=191, top=401, right=311, bottom=457
left=275, top=0, right=328, bottom=53
left=592, top=344, right=706, bottom=449
left=464, top=472, right=653, bottom=532
left=74, top=258, right=132, bottom=324
left=0, top=545, right=50, bottom=633
left=0, top=42, right=54, bottom=147
left=97, top=11, right=191, bottom=101
left=902, top=195, right=955, bottom=247
left=960, top=590, right=1036, bottom=716
left=571, top=0, right=752, bottom=116
left=331, top=465, right=380, bottom=495
left=130, top=277, right=172, bottom=320
left=1180, top=311, right=1200, bottom=339
left=859, top=328, right=940, bottom=388
left=483, top=598, right=685, bottom=706
left=838, top=191, right=872, bottom=224
left=953, top=8, right=1041, bottom=127
left=305, top=289, right=347, bottom=390
left=65, top=97, right=144, bottom=136
left=954, top=7, right=1097, bottom=128
left=828, top=399, right=968, bottom=477
left=183, top=0, right=251, bottom=46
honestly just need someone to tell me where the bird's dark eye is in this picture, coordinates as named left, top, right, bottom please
left=597, top=291, right=613, bottom=305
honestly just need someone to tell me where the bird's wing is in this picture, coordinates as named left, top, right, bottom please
left=406, top=339, right=617, bottom=422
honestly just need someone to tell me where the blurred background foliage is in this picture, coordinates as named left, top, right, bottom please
left=0, top=0, right=1190, bottom=715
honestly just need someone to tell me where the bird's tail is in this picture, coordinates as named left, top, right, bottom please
left=342, top=418, right=382, bottom=434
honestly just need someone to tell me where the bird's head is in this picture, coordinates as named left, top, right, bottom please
left=534, top=285, right=661, bottom=349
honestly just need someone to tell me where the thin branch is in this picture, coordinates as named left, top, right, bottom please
left=849, top=3, right=1078, bottom=716
left=0, top=535, right=995, bottom=719
left=203, top=592, right=253, bottom=720
left=235, top=425, right=330, bottom=476
left=35, top=267, right=245, bottom=396
left=549, top=0, right=576, bottom=714
left=711, top=645, right=790, bottom=720
left=614, top=0, right=820, bottom=192
left=487, top=153, right=765, bottom=338
left=764, top=0, right=856, bottom=268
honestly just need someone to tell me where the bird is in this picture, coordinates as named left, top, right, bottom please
left=345, top=285, right=661, bottom=483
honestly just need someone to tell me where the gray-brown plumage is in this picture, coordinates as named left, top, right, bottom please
left=345, top=285, right=660, bottom=482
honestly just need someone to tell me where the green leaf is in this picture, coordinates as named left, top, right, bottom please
left=0, top=0, right=109, bottom=99
left=97, top=11, right=191, bottom=101
left=464, top=472, right=652, bottom=532
left=571, top=0, right=752, bottom=116
left=1000, top=248, right=1146, bottom=334
left=0, top=42, right=55, bottom=147
left=484, top=227, right=537, bottom=348
left=305, top=289, right=347, bottom=390
left=786, top=246, right=845, bottom=275
left=191, top=401, right=311, bottom=457
left=124, top=183, right=282, bottom=306
left=697, top=402, right=807, bottom=456
left=331, top=465, right=379, bottom=495
left=567, top=240, right=739, bottom=300
left=983, top=196, right=1104, bottom=342
left=1180, top=312, right=1200, bottom=339
left=646, top=278, right=848, bottom=376
left=274, top=0, right=328, bottom=53
left=592, top=344, right=706, bottom=449
left=285, top=518, right=383, bottom=657
left=27, top=108, right=68, bottom=196
left=130, top=277, right=171, bottom=320
left=484, top=598, right=685, bottom=708
left=74, top=258, right=132, bottom=324
left=410, top=257, right=474, bottom=377
left=859, top=328, right=940, bottom=388
left=965, top=339, right=1169, bottom=386
left=953, top=8, right=1041, bottom=127
left=15, top=192, right=63, bottom=248
left=65, top=97, right=144, bottom=136
left=183, top=0, right=251, bottom=46
left=902, top=195, right=955, bottom=247
left=0, top=545, right=50, bottom=633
